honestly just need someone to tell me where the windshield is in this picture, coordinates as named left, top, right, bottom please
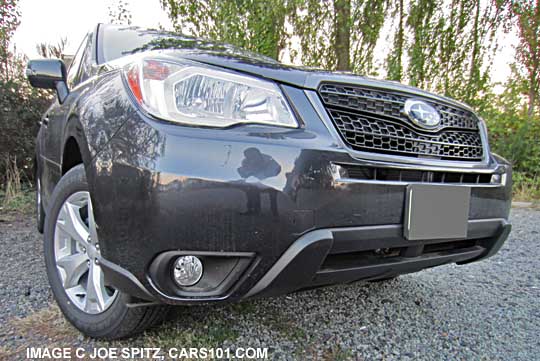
left=99, top=25, right=277, bottom=64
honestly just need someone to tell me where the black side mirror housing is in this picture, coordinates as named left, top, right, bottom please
left=26, top=59, right=69, bottom=103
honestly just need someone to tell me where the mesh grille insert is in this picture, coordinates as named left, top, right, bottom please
left=318, top=83, right=484, bottom=161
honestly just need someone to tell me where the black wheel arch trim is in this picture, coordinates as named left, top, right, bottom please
left=62, top=116, right=92, bottom=169
left=99, top=257, right=156, bottom=302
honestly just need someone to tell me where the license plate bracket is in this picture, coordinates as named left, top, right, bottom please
left=404, top=184, right=470, bottom=241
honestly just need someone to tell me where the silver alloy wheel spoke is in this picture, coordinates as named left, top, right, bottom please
left=56, top=253, right=89, bottom=288
left=53, top=191, right=117, bottom=315
left=87, top=194, right=99, bottom=245
left=85, top=261, right=107, bottom=313
left=57, top=202, right=90, bottom=247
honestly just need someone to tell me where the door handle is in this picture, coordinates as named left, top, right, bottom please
left=42, top=115, right=50, bottom=126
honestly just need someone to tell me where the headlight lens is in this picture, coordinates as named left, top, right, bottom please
left=125, top=58, right=298, bottom=128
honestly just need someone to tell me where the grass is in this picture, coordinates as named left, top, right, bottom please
left=1, top=301, right=315, bottom=360
left=1, top=154, right=34, bottom=217
left=139, top=307, right=240, bottom=350
left=512, top=172, right=540, bottom=203
left=2, top=304, right=243, bottom=360
left=2, top=305, right=81, bottom=360
left=0, top=186, right=34, bottom=216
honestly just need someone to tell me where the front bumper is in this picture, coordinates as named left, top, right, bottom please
left=98, top=218, right=511, bottom=303
left=86, top=83, right=512, bottom=305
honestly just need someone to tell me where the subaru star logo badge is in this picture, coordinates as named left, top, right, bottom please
left=404, top=99, right=441, bottom=129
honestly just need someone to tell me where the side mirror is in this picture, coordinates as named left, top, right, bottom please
left=26, top=59, right=69, bottom=103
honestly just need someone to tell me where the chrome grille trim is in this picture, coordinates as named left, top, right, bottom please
left=338, top=164, right=495, bottom=184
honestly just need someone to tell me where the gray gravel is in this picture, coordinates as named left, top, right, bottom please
left=0, top=208, right=539, bottom=360
left=0, top=216, right=50, bottom=323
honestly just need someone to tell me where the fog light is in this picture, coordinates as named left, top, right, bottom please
left=491, top=174, right=502, bottom=184
left=173, top=256, right=203, bottom=287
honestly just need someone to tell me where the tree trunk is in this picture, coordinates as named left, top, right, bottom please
left=334, top=0, right=351, bottom=71
left=395, top=0, right=404, bottom=80
left=468, top=0, right=481, bottom=101
left=527, top=82, right=537, bottom=118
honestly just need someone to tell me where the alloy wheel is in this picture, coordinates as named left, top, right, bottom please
left=53, top=191, right=117, bottom=314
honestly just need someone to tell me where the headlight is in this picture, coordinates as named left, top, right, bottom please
left=124, top=58, right=298, bottom=128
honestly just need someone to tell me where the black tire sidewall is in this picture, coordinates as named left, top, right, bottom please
left=43, top=164, right=132, bottom=337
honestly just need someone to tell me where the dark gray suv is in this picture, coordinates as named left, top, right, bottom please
left=26, top=24, right=512, bottom=339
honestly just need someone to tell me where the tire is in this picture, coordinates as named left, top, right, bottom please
left=43, top=164, right=168, bottom=339
left=36, top=173, right=45, bottom=234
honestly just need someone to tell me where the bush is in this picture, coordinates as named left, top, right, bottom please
left=512, top=172, right=540, bottom=201
left=484, top=112, right=540, bottom=177
left=0, top=54, right=52, bottom=187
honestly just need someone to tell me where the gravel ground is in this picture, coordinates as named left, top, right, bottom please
left=0, top=217, right=50, bottom=324
left=0, top=208, right=539, bottom=360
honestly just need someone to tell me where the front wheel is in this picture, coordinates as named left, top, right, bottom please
left=43, top=164, right=168, bottom=339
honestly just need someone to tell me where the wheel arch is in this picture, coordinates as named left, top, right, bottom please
left=61, top=116, right=92, bottom=176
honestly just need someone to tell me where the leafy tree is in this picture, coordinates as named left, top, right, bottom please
left=350, top=0, right=389, bottom=75
left=0, top=0, right=20, bottom=79
left=385, top=0, right=405, bottom=81
left=108, top=0, right=133, bottom=26
left=405, top=0, right=441, bottom=88
left=0, top=0, right=50, bottom=185
left=334, top=0, right=350, bottom=70
left=502, top=0, right=540, bottom=118
left=160, top=0, right=290, bottom=59
left=36, top=37, right=67, bottom=59
left=403, top=0, right=503, bottom=106
left=290, top=0, right=388, bottom=74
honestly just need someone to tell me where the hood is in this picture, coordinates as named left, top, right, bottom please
left=103, top=25, right=473, bottom=111
left=105, top=25, right=318, bottom=87
left=176, top=51, right=473, bottom=111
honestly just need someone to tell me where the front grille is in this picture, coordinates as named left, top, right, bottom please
left=318, top=83, right=484, bottom=161
left=340, top=164, right=493, bottom=184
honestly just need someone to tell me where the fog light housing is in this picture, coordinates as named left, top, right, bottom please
left=491, top=174, right=502, bottom=184
left=173, top=256, right=203, bottom=287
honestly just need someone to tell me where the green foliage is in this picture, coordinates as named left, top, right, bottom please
left=0, top=52, right=51, bottom=184
left=406, top=0, right=440, bottom=88
left=108, top=0, right=133, bottom=26
left=0, top=0, right=52, bottom=186
left=483, top=110, right=540, bottom=177
left=0, top=186, right=34, bottom=215
left=386, top=0, right=405, bottom=81
left=288, top=0, right=389, bottom=74
left=0, top=0, right=538, bottom=201
left=512, top=172, right=540, bottom=202
left=161, top=0, right=289, bottom=59
left=405, top=0, right=503, bottom=105
left=478, top=61, right=540, bottom=181
left=499, top=0, right=540, bottom=118
left=0, top=0, right=20, bottom=77
left=158, top=0, right=539, bottom=197
left=36, top=37, right=67, bottom=59
left=288, top=0, right=334, bottom=68
left=349, top=0, right=389, bottom=75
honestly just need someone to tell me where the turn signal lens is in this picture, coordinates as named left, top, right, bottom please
left=126, top=64, right=142, bottom=104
